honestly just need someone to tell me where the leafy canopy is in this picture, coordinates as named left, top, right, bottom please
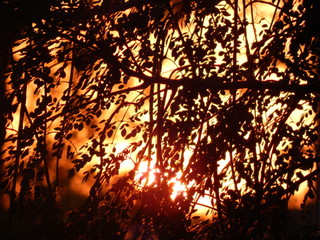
left=0, top=0, right=320, bottom=239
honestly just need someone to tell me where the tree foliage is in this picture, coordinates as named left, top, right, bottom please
left=0, top=0, right=320, bottom=239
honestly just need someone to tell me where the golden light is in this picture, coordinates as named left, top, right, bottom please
left=88, top=0, right=319, bottom=216
left=3, top=0, right=317, bottom=224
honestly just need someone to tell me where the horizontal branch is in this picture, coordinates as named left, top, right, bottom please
left=96, top=46, right=319, bottom=95
left=54, top=32, right=320, bottom=96
left=141, top=74, right=320, bottom=94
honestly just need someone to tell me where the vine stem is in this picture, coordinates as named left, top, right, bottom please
left=211, top=141, right=224, bottom=235
left=229, top=150, right=239, bottom=193
left=42, top=68, right=51, bottom=190
left=233, top=0, right=238, bottom=86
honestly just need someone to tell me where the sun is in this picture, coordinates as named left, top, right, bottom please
left=120, top=156, right=188, bottom=200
